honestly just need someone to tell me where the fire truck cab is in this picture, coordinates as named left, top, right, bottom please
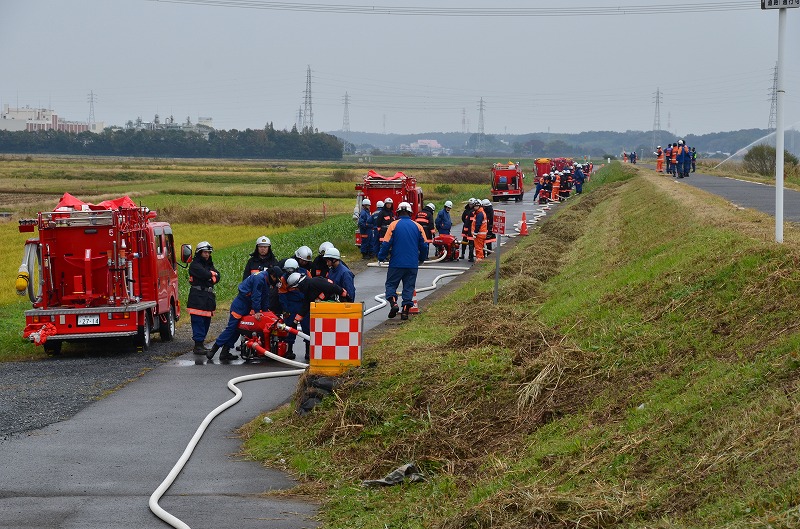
left=354, top=170, right=423, bottom=246
left=18, top=194, right=180, bottom=355
left=490, top=162, right=525, bottom=202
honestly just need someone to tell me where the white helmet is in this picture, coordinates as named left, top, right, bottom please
left=678, top=139, right=684, bottom=145
left=361, top=198, right=371, bottom=206
left=323, top=247, right=341, bottom=260
left=256, top=235, right=271, bottom=246
left=468, top=197, right=477, bottom=205
left=397, top=201, right=412, bottom=213
left=319, top=241, right=334, bottom=255
left=196, top=241, right=213, bottom=253
left=287, top=272, right=306, bottom=288
left=657, top=145, right=662, bottom=149
left=295, top=246, right=313, bottom=262
left=426, top=202, right=435, bottom=210
left=376, top=200, right=384, bottom=208
left=481, top=199, right=491, bottom=207
left=444, top=200, right=453, bottom=208
left=283, top=258, right=299, bottom=273
left=384, top=197, right=394, bottom=205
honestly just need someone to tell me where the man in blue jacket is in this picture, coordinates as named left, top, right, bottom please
left=324, top=247, right=355, bottom=302
left=435, top=200, right=453, bottom=235
left=377, top=201, right=427, bottom=321
left=357, top=198, right=373, bottom=258
left=207, top=271, right=269, bottom=361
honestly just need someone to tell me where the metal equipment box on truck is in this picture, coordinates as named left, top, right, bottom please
left=18, top=194, right=180, bottom=354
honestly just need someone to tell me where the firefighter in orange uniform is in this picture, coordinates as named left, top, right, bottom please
left=655, top=146, right=664, bottom=173
left=471, top=200, right=488, bottom=261
left=460, top=199, right=477, bottom=262
left=188, top=241, right=219, bottom=354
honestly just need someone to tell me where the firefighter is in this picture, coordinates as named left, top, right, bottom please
left=415, top=202, right=435, bottom=259
left=279, top=256, right=311, bottom=360
left=670, top=143, right=679, bottom=177
left=357, top=198, right=373, bottom=258
left=242, top=235, right=278, bottom=281
left=188, top=241, right=219, bottom=355
left=377, top=201, right=427, bottom=321
left=324, top=247, right=355, bottom=302
left=370, top=200, right=384, bottom=257
left=655, top=146, right=664, bottom=173
left=294, top=245, right=314, bottom=272
left=681, top=142, right=692, bottom=178
left=460, top=199, right=476, bottom=262
left=375, top=197, right=395, bottom=244
left=481, top=199, right=495, bottom=252
left=691, top=147, right=697, bottom=172
left=676, top=140, right=689, bottom=178
left=285, top=272, right=348, bottom=361
left=207, top=270, right=271, bottom=361
left=472, top=200, right=488, bottom=261
left=311, top=242, right=334, bottom=277
left=573, top=164, right=586, bottom=194
left=435, top=200, right=453, bottom=235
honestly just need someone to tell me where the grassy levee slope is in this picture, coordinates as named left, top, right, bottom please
left=243, top=163, right=800, bottom=528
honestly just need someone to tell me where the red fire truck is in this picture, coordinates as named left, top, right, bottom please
left=17, top=193, right=181, bottom=355
left=490, top=162, right=525, bottom=202
left=354, top=170, right=423, bottom=246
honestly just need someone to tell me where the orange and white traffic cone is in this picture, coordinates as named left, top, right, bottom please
left=519, top=212, right=529, bottom=236
left=408, top=290, right=420, bottom=314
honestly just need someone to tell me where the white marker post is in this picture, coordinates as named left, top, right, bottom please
left=762, top=0, right=798, bottom=242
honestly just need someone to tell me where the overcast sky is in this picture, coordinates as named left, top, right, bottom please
left=2, top=1, right=799, bottom=136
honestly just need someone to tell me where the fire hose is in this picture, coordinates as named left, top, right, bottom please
left=16, top=240, right=42, bottom=303
left=149, top=324, right=309, bottom=529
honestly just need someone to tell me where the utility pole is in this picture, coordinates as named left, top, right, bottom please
left=667, top=112, right=671, bottom=135
left=296, top=107, right=303, bottom=131
left=87, top=91, right=97, bottom=130
left=302, top=65, right=314, bottom=133
left=477, top=97, right=485, bottom=153
left=461, top=108, right=466, bottom=134
left=768, top=61, right=778, bottom=131
left=652, top=88, right=662, bottom=151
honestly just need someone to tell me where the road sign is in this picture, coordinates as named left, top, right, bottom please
left=493, top=209, right=506, bottom=235
left=762, top=0, right=799, bottom=9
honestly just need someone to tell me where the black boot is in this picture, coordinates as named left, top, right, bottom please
left=400, top=304, right=410, bottom=321
left=206, top=343, right=220, bottom=360
left=285, top=342, right=296, bottom=360
left=388, top=302, right=400, bottom=319
left=193, top=341, right=206, bottom=355
left=219, top=345, right=238, bottom=361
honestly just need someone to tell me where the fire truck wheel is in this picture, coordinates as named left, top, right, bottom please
left=159, top=305, right=176, bottom=342
left=43, top=340, right=62, bottom=356
left=136, top=311, right=152, bottom=351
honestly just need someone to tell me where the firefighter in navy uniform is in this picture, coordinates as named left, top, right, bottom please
left=242, top=236, right=278, bottom=281
left=460, top=199, right=477, bottom=262
left=375, top=197, right=395, bottom=246
left=415, top=202, right=435, bottom=259
left=311, top=241, right=334, bottom=278
left=188, top=241, right=219, bottom=354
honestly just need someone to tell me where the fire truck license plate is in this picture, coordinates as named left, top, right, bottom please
left=77, top=315, right=100, bottom=326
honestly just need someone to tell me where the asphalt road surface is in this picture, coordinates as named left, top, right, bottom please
left=0, top=194, right=545, bottom=529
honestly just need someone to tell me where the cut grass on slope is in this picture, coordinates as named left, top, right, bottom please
left=242, top=163, right=800, bottom=529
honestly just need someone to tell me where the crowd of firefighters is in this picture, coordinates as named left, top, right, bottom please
left=187, top=237, right=356, bottom=362
left=532, top=162, right=591, bottom=203
left=654, top=140, right=697, bottom=177
left=357, top=196, right=497, bottom=263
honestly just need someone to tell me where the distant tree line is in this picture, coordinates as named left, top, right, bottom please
left=0, top=124, right=343, bottom=160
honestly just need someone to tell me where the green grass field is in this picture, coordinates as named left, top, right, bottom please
left=241, top=163, right=800, bottom=528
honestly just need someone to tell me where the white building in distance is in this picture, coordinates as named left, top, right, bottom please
left=0, top=105, right=103, bottom=133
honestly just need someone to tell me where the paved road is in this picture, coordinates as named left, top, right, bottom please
left=651, top=167, right=800, bottom=222
left=0, top=195, right=549, bottom=529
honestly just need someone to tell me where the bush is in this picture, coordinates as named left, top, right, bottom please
left=743, top=144, right=798, bottom=176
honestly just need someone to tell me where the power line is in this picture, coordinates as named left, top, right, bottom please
left=147, top=0, right=756, bottom=16
left=87, top=91, right=97, bottom=128
left=477, top=97, right=485, bottom=153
